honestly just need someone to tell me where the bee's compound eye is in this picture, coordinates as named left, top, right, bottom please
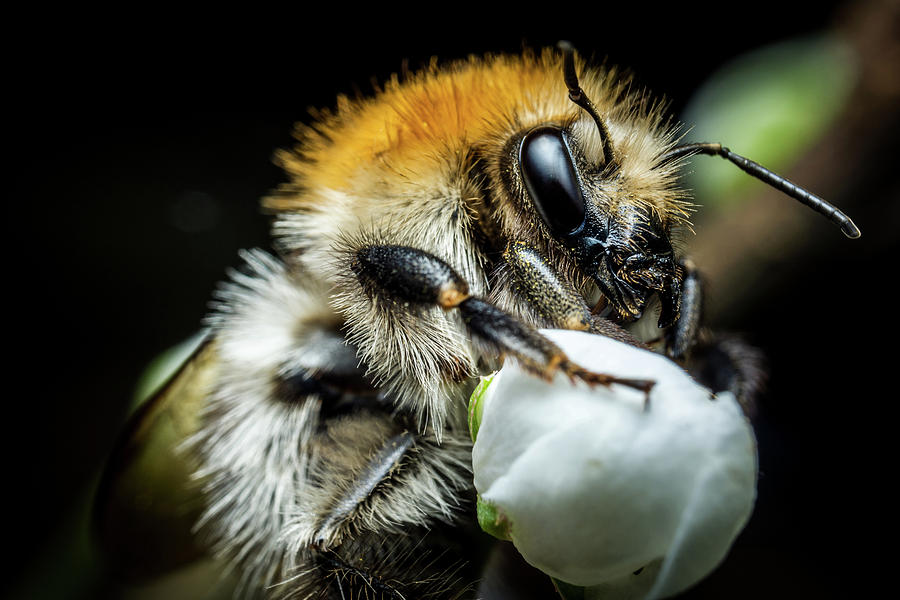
left=519, top=126, right=586, bottom=236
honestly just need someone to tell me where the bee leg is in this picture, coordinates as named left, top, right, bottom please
left=294, top=413, right=477, bottom=598
left=665, top=258, right=703, bottom=360
left=310, top=429, right=417, bottom=548
left=351, top=244, right=654, bottom=395
left=657, top=258, right=765, bottom=415
left=298, top=411, right=473, bottom=552
left=502, top=241, right=593, bottom=331
left=685, top=334, right=766, bottom=418
left=501, top=241, right=650, bottom=347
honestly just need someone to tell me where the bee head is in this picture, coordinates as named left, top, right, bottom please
left=507, top=40, right=857, bottom=330
left=518, top=123, right=682, bottom=327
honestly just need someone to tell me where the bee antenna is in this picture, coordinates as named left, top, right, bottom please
left=558, top=41, right=617, bottom=168
left=661, top=142, right=861, bottom=239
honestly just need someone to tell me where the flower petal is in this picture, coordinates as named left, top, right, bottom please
left=472, top=329, right=757, bottom=597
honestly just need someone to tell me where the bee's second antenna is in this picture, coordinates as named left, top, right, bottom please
left=662, top=142, right=861, bottom=239
left=558, top=41, right=617, bottom=169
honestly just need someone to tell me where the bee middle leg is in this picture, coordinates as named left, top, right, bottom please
left=664, top=258, right=703, bottom=360
left=290, top=410, right=479, bottom=599
left=349, top=244, right=654, bottom=394
left=662, top=258, right=765, bottom=414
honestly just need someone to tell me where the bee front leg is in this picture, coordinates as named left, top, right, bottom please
left=500, top=241, right=593, bottom=331
left=665, top=258, right=703, bottom=360
left=349, top=244, right=654, bottom=394
left=500, top=241, right=651, bottom=347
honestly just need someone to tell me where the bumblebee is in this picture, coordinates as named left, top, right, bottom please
left=95, top=44, right=859, bottom=599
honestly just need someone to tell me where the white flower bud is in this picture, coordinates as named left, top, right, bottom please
left=471, top=329, right=757, bottom=599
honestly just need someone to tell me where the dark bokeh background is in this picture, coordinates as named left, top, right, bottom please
left=8, top=2, right=897, bottom=598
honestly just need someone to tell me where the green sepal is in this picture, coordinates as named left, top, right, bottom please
left=468, top=373, right=494, bottom=442
left=476, top=495, right=511, bottom=541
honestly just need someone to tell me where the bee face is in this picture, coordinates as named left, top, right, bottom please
left=512, top=122, right=683, bottom=327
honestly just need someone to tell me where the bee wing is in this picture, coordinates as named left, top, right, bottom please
left=93, top=332, right=220, bottom=581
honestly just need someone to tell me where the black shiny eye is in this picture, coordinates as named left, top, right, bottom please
left=519, top=126, right=586, bottom=235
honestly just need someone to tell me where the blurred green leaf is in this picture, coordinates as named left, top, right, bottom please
left=476, top=495, right=512, bottom=541
left=682, top=35, right=858, bottom=207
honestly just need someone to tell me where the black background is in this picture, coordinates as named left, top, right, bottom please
left=7, top=2, right=896, bottom=598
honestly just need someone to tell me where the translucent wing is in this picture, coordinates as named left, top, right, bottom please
left=93, top=334, right=219, bottom=581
